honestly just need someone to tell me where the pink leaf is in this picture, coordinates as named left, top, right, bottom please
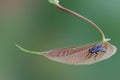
left=42, top=42, right=117, bottom=65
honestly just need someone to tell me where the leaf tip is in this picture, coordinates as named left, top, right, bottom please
left=16, top=44, right=29, bottom=53
left=16, top=44, right=42, bottom=55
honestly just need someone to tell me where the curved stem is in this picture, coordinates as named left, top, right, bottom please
left=16, top=44, right=42, bottom=55
left=53, top=2, right=106, bottom=42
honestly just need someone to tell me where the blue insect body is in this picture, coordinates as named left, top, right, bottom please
left=89, top=44, right=106, bottom=54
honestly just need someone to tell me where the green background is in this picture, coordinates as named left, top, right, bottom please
left=0, top=0, right=119, bottom=80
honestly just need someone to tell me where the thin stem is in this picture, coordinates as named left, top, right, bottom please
left=16, top=44, right=42, bottom=55
left=54, top=2, right=106, bottom=42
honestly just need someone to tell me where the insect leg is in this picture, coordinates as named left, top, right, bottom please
left=86, top=53, right=93, bottom=58
left=94, top=52, right=98, bottom=60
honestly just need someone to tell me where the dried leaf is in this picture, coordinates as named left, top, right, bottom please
left=42, top=42, right=117, bottom=65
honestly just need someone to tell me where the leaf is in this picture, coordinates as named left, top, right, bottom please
left=16, top=42, right=117, bottom=65
left=42, top=42, right=117, bottom=65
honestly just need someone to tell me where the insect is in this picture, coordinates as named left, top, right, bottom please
left=88, top=43, right=106, bottom=60
left=89, top=44, right=106, bottom=54
left=16, top=0, right=117, bottom=65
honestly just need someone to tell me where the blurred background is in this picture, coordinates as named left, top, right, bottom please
left=0, top=0, right=120, bottom=80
